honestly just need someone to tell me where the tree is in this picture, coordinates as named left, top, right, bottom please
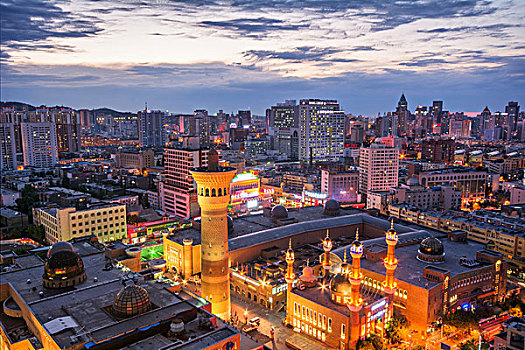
left=385, top=312, right=410, bottom=344
left=16, top=185, right=40, bottom=223
left=443, top=309, right=478, bottom=332
left=460, top=337, right=489, bottom=350
left=357, top=334, right=383, bottom=350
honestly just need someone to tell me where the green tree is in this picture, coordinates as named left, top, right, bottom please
left=385, top=312, right=409, bottom=344
left=443, top=309, right=478, bottom=332
left=356, top=334, right=383, bottom=350
left=15, top=185, right=40, bottom=223
left=460, top=337, right=489, bottom=350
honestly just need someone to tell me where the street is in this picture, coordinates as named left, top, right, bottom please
left=231, top=294, right=295, bottom=349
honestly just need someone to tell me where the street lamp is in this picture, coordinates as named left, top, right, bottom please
left=244, top=309, right=248, bottom=325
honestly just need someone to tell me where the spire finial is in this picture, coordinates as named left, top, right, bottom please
left=289, top=238, right=292, bottom=250
left=343, top=249, right=347, bottom=263
left=390, top=218, right=394, bottom=230
left=306, top=259, right=309, bottom=267
left=326, top=229, right=329, bottom=239
left=355, top=228, right=359, bottom=241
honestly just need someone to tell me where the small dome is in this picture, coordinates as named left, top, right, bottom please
left=271, top=205, right=288, bottom=220
left=113, top=284, right=151, bottom=318
left=351, top=239, right=363, bottom=254
left=323, top=199, right=340, bottom=216
left=407, top=177, right=419, bottom=186
left=47, top=241, right=74, bottom=258
left=330, top=274, right=352, bottom=295
left=418, top=236, right=445, bottom=263
left=300, top=266, right=316, bottom=283
left=419, top=237, right=444, bottom=256
left=44, top=250, right=84, bottom=280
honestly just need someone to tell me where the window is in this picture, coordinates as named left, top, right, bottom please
left=328, top=318, right=332, bottom=332
left=302, top=306, right=305, bottom=319
left=341, top=323, right=346, bottom=339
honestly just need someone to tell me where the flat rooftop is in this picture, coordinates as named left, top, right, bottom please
left=334, top=231, right=492, bottom=289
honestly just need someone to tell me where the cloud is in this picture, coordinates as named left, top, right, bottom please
left=243, top=46, right=358, bottom=64
left=418, top=23, right=521, bottom=34
left=200, top=17, right=308, bottom=37
left=1, top=0, right=101, bottom=47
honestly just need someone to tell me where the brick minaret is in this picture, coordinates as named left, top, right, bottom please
left=321, top=229, right=332, bottom=278
left=190, top=149, right=236, bottom=320
left=349, top=228, right=364, bottom=347
left=383, top=219, right=398, bottom=320
left=285, top=239, right=296, bottom=325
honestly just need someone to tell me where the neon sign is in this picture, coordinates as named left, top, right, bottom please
left=232, top=172, right=258, bottom=182
left=304, top=191, right=328, bottom=199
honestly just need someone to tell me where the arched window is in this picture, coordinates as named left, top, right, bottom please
left=205, top=188, right=210, bottom=197
left=212, top=188, right=216, bottom=197
left=218, top=188, right=222, bottom=196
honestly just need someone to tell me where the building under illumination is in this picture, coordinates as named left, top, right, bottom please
left=298, top=99, right=345, bottom=162
left=229, top=172, right=271, bottom=214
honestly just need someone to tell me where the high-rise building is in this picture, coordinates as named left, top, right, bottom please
left=506, top=101, right=520, bottom=133
left=0, top=123, right=18, bottom=171
left=298, top=99, right=344, bottom=162
left=268, top=100, right=300, bottom=160
left=358, top=142, right=399, bottom=196
left=432, top=100, right=443, bottom=126
left=321, top=170, right=359, bottom=202
left=78, top=109, right=92, bottom=130
left=190, top=150, right=236, bottom=320
left=449, top=119, right=471, bottom=138
left=20, top=122, right=58, bottom=168
left=138, top=108, right=166, bottom=147
left=29, top=108, right=81, bottom=153
left=395, top=94, right=410, bottom=135
left=193, top=109, right=211, bottom=148
left=0, top=109, right=24, bottom=165
left=421, top=138, right=455, bottom=165
left=238, top=110, right=251, bottom=127
left=162, top=148, right=210, bottom=218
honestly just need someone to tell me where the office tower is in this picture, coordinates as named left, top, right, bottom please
left=268, top=100, right=300, bottom=160
left=350, top=124, right=365, bottom=143
left=190, top=150, right=236, bottom=320
left=506, top=101, right=520, bottom=133
left=0, top=123, right=18, bottom=171
left=358, top=142, right=399, bottom=195
left=421, top=138, right=455, bottom=165
left=20, top=122, right=58, bottom=168
left=78, top=109, right=92, bottom=130
left=162, top=148, right=210, bottom=218
left=432, top=100, right=443, bottom=125
left=321, top=169, right=359, bottom=202
left=138, top=108, right=166, bottom=147
left=0, top=109, right=24, bottom=165
left=298, top=99, right=344, bottom=162
left=481, top=106, right=493, bottom=131
left=395, top=94, right=410, bottom=135
left=52, top=108, right=81, bottom=153
left=191, top=109, right=211, bottom=148
left=238, top=110, right=251, bottom=127
left=449, top=119, right=471, bottom=138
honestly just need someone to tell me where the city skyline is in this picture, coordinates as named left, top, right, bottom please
left=2, top=0, right=525, bottom=115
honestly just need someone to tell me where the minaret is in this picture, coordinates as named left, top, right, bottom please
left=321, top=229, right=332, bottom=278
left=285, top=239, right=296, bottom=326
left=190, top=149, right=236, bottom=320
left=383, top=219, right=398, bottom=320
left=349, top=228, right=364, bottom=347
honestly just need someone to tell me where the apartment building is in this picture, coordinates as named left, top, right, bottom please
left=161, top=148, right=209, bottom=218
left=359, top=142, right=399, bottom=196
left=34, top=204, right=127, bottom=243
left=418, top=167, right=487, bottom=201
left=321, top=170, right=359, bottom=202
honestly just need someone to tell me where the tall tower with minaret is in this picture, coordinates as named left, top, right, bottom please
left=383, top=219, right=398, bottom=320
left=190, top=149, right=236, bottom=320
left=285, top=239, right=296, bottom=326
left=349, top=228, right=364, bottom=347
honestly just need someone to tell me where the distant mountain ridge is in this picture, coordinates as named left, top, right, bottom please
left=1, top=101, right=133, bottom=115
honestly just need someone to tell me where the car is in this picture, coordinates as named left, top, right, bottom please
left=248, top=317, right=260, bottom=326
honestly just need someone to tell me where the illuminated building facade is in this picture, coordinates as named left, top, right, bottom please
left=229, top=172, right=271, bottom=214
left=286, top=228, right=392, bottom=350
left=418, top=167, right=487, bottom=201
left=20, top=122, right=58, bottom=168
left=33, top=204, right=127, bottom=243
left=358, top=142, right=399, bottom=196
left=162, top=148, right=210, bottom=219
left=138, top=108, right=166, bottom=147
left=299, top=99, right=345, bottom=162
left=321, top=170, right=360, bottom=203
left=0, top=123, right=18, bottom=171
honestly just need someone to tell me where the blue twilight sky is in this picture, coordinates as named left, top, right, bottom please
left=1, top=0, right=524, bottom=115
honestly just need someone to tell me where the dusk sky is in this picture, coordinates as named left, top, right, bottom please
left=1, top=0, right=524, bottom=115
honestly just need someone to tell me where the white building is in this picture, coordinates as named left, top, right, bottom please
left=358, top=142, right=399, bottom=196
left=298, top=99, right=344, bottom=162
left=21, top=122, right=58, bottom=168
left=0, top=123, right=18, bottom=171
left=33, top=204, right=127, bottom=243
